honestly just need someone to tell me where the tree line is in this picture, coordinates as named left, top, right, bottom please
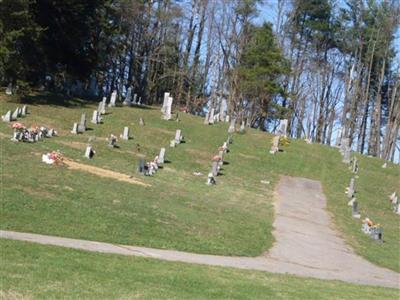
left=0, top=0, right=399, bottom=162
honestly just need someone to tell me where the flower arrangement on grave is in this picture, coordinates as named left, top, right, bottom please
left=279, top=136, right=290, bottom=146
left=218, top=146, right=225, bottom=152
left=42, top=150, right=64, bottom=165
left=212, top=155, right=222, bottom=161
left=12, top=122, right=25, bottom=132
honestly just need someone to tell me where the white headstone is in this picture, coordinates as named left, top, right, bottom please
left=123, top=87, right=133, bottom=106
left=132, top=94, right=137, bottom=104
left=109, top=90, right=117, bottom=107
left=209, top=108, right=215, bottom=124
left=203, top=112, right=210, bottom=125
left=2, top=111, right=12, bottom=122
left=11, top=108, right=18, bottom=121
left=277, top=119, right=288, bottom=137
left=84, top=146, right=94, bottom=159
left=162, top=92, right=170, bottom=113
left=175, top=129, right=181, bottom=144
left=163, top=96, right=173, bottom=120
left=21, top=105, right=27, bottom=116
left=157, top=148, right=166, bottom=164
left=91, top=110, right=99, bottom=124
left=71, top=122, right=78, bottom=134
left=121, top=126, right=129, bottom=140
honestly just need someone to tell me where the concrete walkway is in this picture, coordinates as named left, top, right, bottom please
left=1, top=176, right=399, bottom=288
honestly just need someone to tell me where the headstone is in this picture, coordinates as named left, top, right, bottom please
left=1, top=111, right=12, bottom=122
left=137, top=97, right=142, bottom=105
left=382, top=162, right=387, bottom=168
left=206, top=173, right=216, bottom=185
left=157, top=148, right=166, bottom=164
left=138, top=158, right=146, bottom=174
left=352, top=200, right=360, bottom=218
left=139, top=117, right=145, bottom=126
left=123, top=86, right=133, bottom=106
left=228, top=118, right=235, bottom=133
left=170, top=140, right=176, bottom=147
left=162, top=92, right=170, bottom=112
left=225, top=115, right=230, bottom=123
left=78, top=113, right=86, bottom=132
left=21, top=105, right=27, bottom=116
left=340, top=138, right=350, bottom=155
left=163, top=96, right=173, bottom=120
left=342, top=145, right=351, bottom=164
left=11, top=108, right=19, bottom=121
left=347, top=177, right=355, bottom=199
left=17, top=107, right=22, bottom=117
left=239, top=121, right=245, bottom=134
left=211, top=161, right=219, bottom=177
left=5, top=83, right=12, bottom=95
left=277, top=119, right=288, bottom=137
left=175, top=129, right=182, bottom=144
left=370, top=227, right=383, bottom=242
left=109, top=90, right=117, bottom=107
left=100, top=97, right=107, bottom=114
left=208, top=108, right=215, bottom=124
left=91, top=110, right=99, bottom=124
left=121, top=127, right=129, bottom=140
left=108, top=134, right=117, bottom=148
left=270, top=136, right=280, bottom=154
left=84, top=146, right=95, bottom=159
left=203, top=112, right=210, bottom=125
left=132, top=94, right=137, bottom=105
left=71, top=123, right=79, bottom=134
left=351, top=157, right=358, bottom=173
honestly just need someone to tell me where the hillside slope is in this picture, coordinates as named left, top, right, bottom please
left=1, top=93, right=399, bottom=273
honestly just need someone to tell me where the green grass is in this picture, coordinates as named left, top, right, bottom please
left=1, top=239, right=398, bottom=299
left=1, top=92, right=399, bottom=273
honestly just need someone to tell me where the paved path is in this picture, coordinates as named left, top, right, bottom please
left=1, top=176, right=399, bottom=288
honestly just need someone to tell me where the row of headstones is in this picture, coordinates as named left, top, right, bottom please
left=204, top=108, right=230, bottom=125
left=207, top=136, right=231, bottom=185
left=341, top=150, right=398, bottom=242
left=12, top=126, right=57, bottom=143
left=2, top=105, right=28, bottom=122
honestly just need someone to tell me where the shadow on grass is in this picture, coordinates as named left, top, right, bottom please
left=20, top=92, right=99, bottom=108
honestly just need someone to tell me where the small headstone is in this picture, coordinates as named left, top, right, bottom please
left=123, top=86, right=133, bottom=106
left=79, top=113, right=86, bottom=132
left=11, top=108, right=19, bottom=121
left=208, top=108, right=215, bottom=124
left=347, top=177, right=355, bottom=199
left=351, top=157, right=358, bottom=173
left=157, top=148, right=166, bottom=164
left=239, top=121, right=245, bottom=134
left=352, top=200, right=360, bottom=218
left=132, top=94, right=137, bottom=105
left=1, top=111, right=12, bottom=122
left=17, top=107, right=22, bottom=117
left=170, top=140, right=176, bottom=147
left=228, top=118, right=235, bottom=133
left=100, top=97, right=107, bottom=114
left=139, top=117, right=145, bottom=126
left=21, top=105, right=27, bottom=116
left=5, top=83, right=12, bottom=95
left=382, top=162, right=387, bottom=168
left=84, top=146, right=95, bottom=159
left=203, top=112, right=210, bottom=125
left=71, top=123, right=78, bottom=134
left=108, top=134, right=117, bottom=148
left=91, top=110, right=100, bottom=124
left=109, top=90, right=117, bottom=107
left=137, top=97, right=142, bottom=105
left=277, top=119, right=288, bottom=137
left=174, top=129, right=182, bottom=144
left=121, top=127, right=130, bottom=140
left=211, top=161, right=219, bottom=177
left=206, top=172, right=216, bottom=185
left=342, top=146, right=351, bottom=164
left=138, top=158, right=146, bottom=174
left=270, top=136, right=280, bottom=154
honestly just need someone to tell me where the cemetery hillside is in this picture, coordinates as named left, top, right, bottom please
left=1, top=91, right=399, bottom=298
left=1, top=0, right=400, bottom=298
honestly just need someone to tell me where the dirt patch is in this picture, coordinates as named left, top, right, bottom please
left=238, top=153, right=260, bottom=160
left=56, top=141, right=88, bottom=150
left=21, top=187, right=54, bottom=199
left=63, top=159, right=150, bottom=187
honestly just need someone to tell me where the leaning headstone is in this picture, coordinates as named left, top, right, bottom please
left=109, top=90, right=117, bottom=107
left=21, top=105, right=27, bottom=116
left=121, top=127, right=130, bottom=140
left=84, top=146, right=95, bottom=159
left=2, top=111, right=12, bottom=122
left=71, top=122, right=79, bottom=134
left=157, top=148, right=166, bottom=164
left=11, top=108, right=19, bottom=121
left=91, top=110, right=100, bottom=124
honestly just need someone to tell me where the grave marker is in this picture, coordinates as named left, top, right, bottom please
left=11, top=108, right=19, bottom=121
left=91, top=110, right=100, bottom=124
left=84, top=146, right=95, bottom=159
left=209, top=108, right=215, bottom=124
left=21, top=105, right=27, bottom=116
left=157, top=148, right=166, bottom=164
left=121, top=127, right=130, bottom=140
left=109, top=90, right=117, bottom=107
left=2, top=111, right=12, bottom=122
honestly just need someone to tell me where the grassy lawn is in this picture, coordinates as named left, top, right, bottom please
left=1, top=239, right=398, bottom=299
left=1, top=92, right=399, bottom=272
